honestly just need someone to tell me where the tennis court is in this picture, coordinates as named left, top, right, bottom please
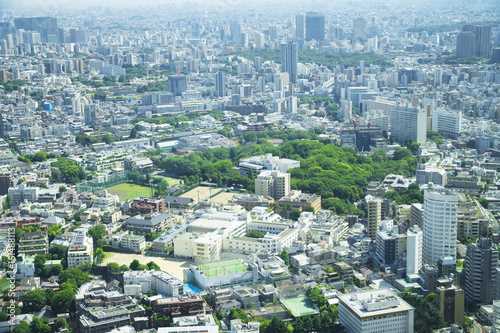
left=280, top=296, right=319, bottom=317
left=198, top=259, right=247, bottom=277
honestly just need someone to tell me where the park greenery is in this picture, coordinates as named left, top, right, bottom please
left=233, top=49, right=392, bottom=69
left=1, top=79, right=26, bottom=93
left=50, top=157, right=87, bottom=184
left=18, top=151, right=57, bottom=164
left=398, top=292, right=446, bottom=333
left=156, top=137, right=417, bottom=215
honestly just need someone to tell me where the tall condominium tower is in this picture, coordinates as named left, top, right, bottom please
left=280, top=41, right=298, bottom=84
left=423, top=189, right=458, bottom=266
left=465, top=238, right=498, bottom=305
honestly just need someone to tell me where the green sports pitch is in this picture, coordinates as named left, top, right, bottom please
left=104, top=183, right=152, bottom=201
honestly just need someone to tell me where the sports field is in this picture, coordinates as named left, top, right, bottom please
left=180, top=185, right=215, bottom=204
left=197, top=259, right=247, bottom=277
left=105, top=183, right=152, bottom=201
left=280, top=297, right=319, bottom=317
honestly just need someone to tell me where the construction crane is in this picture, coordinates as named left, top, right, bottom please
left=353, top=113, right=372, bottom=128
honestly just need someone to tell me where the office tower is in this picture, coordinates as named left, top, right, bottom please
left=254, top=33, right=264, bottom=49
left=475, top=25, right=492, bottom=58
left=258, top=77, right=265, bottom=92
left=434, top=67, right=442, bottom=86
left=296, top=14, right=305, bottom=39
left=456, top=25, right=492, bottom=60
left=230, top=22, right=241, bottom=44
left=353, top=18, right=366, bottom=41
left=240, top=32, right=249, bottom=47
left=14, top=17, right=58, bottom=43
left=456, top=29, right=477, bottom=60
left=431, top=108, right=462, bottom=139
left=346, top=86, right=368, bottom=109
left=410, top=203, right=424, bottom=230
left=406, top=225, right=423, bottom=274
left=280, top=41, right=298, bottom=84
left=215, top=71, right=225, bottom=98
left=423, top=189, right=458, bottom=266
left=465, top=238, right=498, bottom=305
left=0, top=172, right=13, bottom=195
left=268, top=26, right=278, bottom=41
left=168, top=75, right=187, bottom=96
left=338, top=289, right=414, bottom=333
left=192, top=22, right=201, bottom=38
left=305, top=11, right=325, bottom=41
left=367, top=199, right=381, bottom=240
left=390, top=106, right=427, bottom=144
left=254, top=57, right=263, bottom=70
left=70, top=28, right=86, bottom=44
left=436, top=282, right=465, bottom=326
left=84, top=105, right=97, bottom=127
left=255, top=171, right=290, bottom=200
left=375, top=223, right=399, bottom=266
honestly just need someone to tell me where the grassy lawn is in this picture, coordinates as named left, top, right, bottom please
left=106, top=183, right=152, bottom=201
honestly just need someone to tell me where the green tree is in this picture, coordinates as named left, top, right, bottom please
left=88, top=225, right=107, bottom=248
left=12, top=321, right=30, bottom=333
left=130, top=259, right=141, bottom=270
left=51, top=289, right=76, bottom=314
left=58, top=267, right=90, bottom=286
left=280, top=250, right=290, bottom=266
left=55, top=318, right=68, bottom=330
left=20, top=289, right=47, bottom=312
left=59, top=186, right=67, bottom=193
left=30, top=317, right=51, bottom=333
left=147, top=261, right=161, bottom=270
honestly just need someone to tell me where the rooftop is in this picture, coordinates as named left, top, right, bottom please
left=338, top=289, right=413, bottom=318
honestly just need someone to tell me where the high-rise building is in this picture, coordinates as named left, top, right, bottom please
left=406, top=225, right=423, bottom=274
left=456, top=25, right=492, bottom=60
left=431, top=108, right=462, bottom=139
left=493, top=301, right=500, bottom=333
left=456, top=29, right=477, bottom=60
left=390, top=106, right=427, bottom=144
left=436, top=281, right=465, bottom=326
left=84, top=105, right=97, bottom=127
left=230, top=22, right=241, bottom=44
left=305, top=11, right=325, bottom=41
left=296, top=14, right=305, bottom=39
left=255, top=170, right=290, bottom=200
left=367, top=199, right=381, bottom=240
left=14, top=17, right=58, bottom=43
left=280, top=41, right=298, bottom=84
left=215, top=71, right=225, bottom=98
left=70, top=28, right=86, bottom=44
left=465, top=238, right=498, bottom=305
left=338, top=289, right=414, bottom=333
left=168, top=75, right=187, bottom=96
left=423, top=189, right=458, bottom=266
left=0, top=172, right=13, bottom=195
left=353, top=18, right=366, bottom=41
left=475, top=25, right=492, bottom=58
left=0, top=112, right=4, bottom=138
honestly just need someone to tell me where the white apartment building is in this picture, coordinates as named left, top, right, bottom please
left=390, top=106, right=427, bottom=144
left=423, top=189, right=458, bottom=265
left=406, top=225, right=423, bottom=274
left=8, top=185, right=38, bottom=206
left=431, top=108, right=462, bottom=139
left=92, top=190, right=119, bottom=209
left=123, top=270, right=183, bottom=297
left=238, top=154, right=300, bottom=177
left=338, top=289, right=414, bottom=333
left=111, top=138, right=151, bottom=151
left=255, top=170, right=290, bottom=200
left=120, top=234, right=146, bottom=253
left=67, top=233, right=94, bottom=268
